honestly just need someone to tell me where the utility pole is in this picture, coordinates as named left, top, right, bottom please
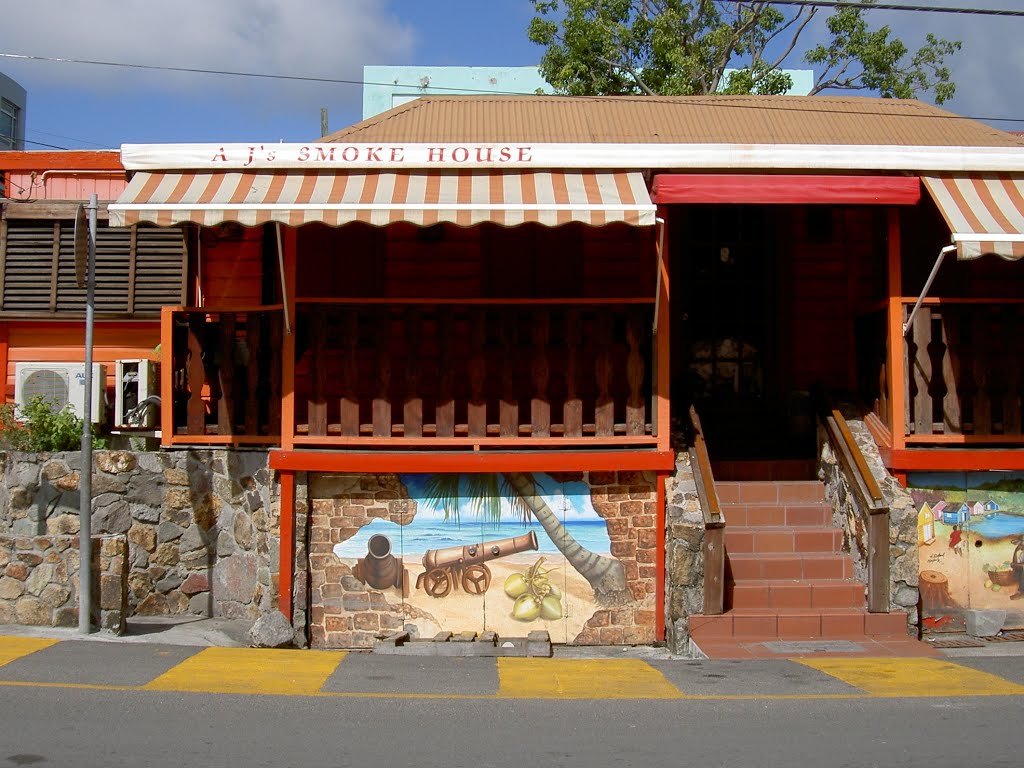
left=320, top=108, right=329, bottom=138
left=78, top=193, right=97, bottom=635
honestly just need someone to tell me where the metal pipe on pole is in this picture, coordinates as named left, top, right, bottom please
left=78, top=193, right=97, bottom=635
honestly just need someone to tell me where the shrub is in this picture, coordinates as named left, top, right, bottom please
left=0, top=395, right=105, bottom=452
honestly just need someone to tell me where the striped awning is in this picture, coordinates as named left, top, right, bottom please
left=922, top=174, right=1024, bottom=260
left=107, top=169, right=656, bottom=228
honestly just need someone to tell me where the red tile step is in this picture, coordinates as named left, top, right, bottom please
left=724, top=526, right=843, bottom=554
left=720, top=502, right=832, bottom=528
left=715, top=480, right=825, bottom=505
left=726, top=552, right=854, bottom=581
left=689, top=609, right=912, bottom=642
left=729, top=580, right=866, bottom=610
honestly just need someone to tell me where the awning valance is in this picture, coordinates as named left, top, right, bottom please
left=922, top=174, right=1024, bottom=261
left=107, top=169, right=656, bottom=228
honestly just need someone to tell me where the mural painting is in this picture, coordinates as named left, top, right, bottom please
left=910, top=471, right=1024, bottom=633
left=307, top=471, right=658, bottom=648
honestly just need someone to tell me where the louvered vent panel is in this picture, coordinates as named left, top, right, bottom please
left=2, top=222, right=57, bottom=312
left=133, top=226, right=186, bottom=312
left=2, top=219, right=187, bottom=316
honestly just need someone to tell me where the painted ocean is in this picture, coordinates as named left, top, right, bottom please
left=334, top=516, right=613, bottom=559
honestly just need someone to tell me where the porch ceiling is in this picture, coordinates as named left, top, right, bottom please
left=107, top=169, right=656, bottom=228
left=922, top=174, right=1024, bottom=260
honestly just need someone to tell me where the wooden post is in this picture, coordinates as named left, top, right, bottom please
left=886, top=209, right=905, bottom=449
left=499, top=311, right=519, bottom=438
left=308, top=306, right=327, bottom=436
left=279, top=230, right=297, bottom=449
left=403, top=307, right=423, bottom=438
left=435, top=307, right=455, bottom=438
left=186, top=315, right=206, bottom=436
left=563, top=309, right=583, bottom=438
left=594, top=312, right=614, bottom=436
left=530, top=309, right=551, bottom=438
left=625, top=308, right=646, bottom=435
left=218, top=313, right=236, bottom=436
left=372, top=307, right=392, bottom=438
left=467, top=308, right=487, bottom=438
left=245, top=313, right=262, bottom=435
left=340, top=307, right=359, bottom=437
left=160, top=307, right=175, bottom=445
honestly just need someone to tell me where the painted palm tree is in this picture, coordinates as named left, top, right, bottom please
left=424, top=471, right=630, bottom=606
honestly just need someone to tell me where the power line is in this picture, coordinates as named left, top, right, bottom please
left=2, top=49, right=1023, bottom=135
left=754, top=0, right=1024, bottom=16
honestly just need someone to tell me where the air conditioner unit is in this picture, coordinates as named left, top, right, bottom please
left=14, top=362, right=106, bottom=424
left=114, top=359, right=160, bottom=429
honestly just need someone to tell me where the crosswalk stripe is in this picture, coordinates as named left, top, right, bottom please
left=497, top=658, right=683, bottom=699
left=796, top=657, right=1024, bottom=697
left=0, top=636, right=59, bottom=668
left=143, top=647, right=347, bottom=695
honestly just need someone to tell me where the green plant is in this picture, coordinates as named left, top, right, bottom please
left=0, top=395, right=106, bottom=452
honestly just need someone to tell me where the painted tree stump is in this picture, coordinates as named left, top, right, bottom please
left=920, top=569, right=956, bottom=610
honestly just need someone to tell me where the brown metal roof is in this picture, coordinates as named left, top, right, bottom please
left=326, top=95, right=1024, bottom=148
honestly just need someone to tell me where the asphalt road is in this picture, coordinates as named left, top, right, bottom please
left=0, top=636, right=1022, bottom=768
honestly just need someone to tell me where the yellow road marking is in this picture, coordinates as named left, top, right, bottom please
left=144, top=647, right=347, bottom=695
left=797, top=657, right=1024, bottom=697
left=0, top=636, right=59, bottom=667
left=497, top=658, right=683, bottom=699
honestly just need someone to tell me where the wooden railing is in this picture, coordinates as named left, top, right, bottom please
left=688, top=405, right=725, bottom=615
left=857, top=299, right=1024, bottom=444
left=823, top=408, right=889, bottom=613
left=291, top=300, right=657, bottom=448
left=161, top=306, right=284, bottom=444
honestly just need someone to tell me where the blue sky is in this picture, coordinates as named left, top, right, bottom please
left=1, top=0, right=1022, bottom=151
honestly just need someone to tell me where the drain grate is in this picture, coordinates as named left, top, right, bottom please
left=925, top=635, right=987, bottom=648
left=985, top=631, right=1024, bottom=643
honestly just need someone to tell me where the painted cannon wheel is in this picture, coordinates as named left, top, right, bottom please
left=461, top=564, right=492, bottom=595
left=421, top=567, right=452, bottom=598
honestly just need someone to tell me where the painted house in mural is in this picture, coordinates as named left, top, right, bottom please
left=4, top=95, right=1024, bottom=651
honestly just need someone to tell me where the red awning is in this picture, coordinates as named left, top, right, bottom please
left=651, top=174, right=921, bottom=205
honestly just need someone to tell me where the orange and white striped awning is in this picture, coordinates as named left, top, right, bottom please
left=107, top=169, right=656, bottom=228
left=922, top=174, right=1024, bottom=261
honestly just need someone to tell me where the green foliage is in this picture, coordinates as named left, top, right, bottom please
left=528, top=0, right=959, bottom=103
left=0, top=395, right=105, bottom=452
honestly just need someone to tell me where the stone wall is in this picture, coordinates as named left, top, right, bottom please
left=663, top=450, right=705, bottom=655
left=0, top=533, right=128, bottom=631
left=818, top=419, right=919, bottom=631
left=0, top=449, right=279, bottom=621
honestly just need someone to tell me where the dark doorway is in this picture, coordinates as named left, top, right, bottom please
left=669, top=204, right=816, bottom=470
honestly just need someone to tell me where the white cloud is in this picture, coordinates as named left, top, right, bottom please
left=2, top=0, right=417, bottom=110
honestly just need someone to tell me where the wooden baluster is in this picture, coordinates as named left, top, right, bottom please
left=531, top=309, right=551, bottom=438
left=467, top=309, right=487, bottom=438
left=435, top=307, right=455, bottom=438
left=940, top=307, right=962, bottom=435
left=909, top=307, right=932, bottom=436
left=500, top=311, right=519, bottom=438
left=404, top=307, right=423, bottom=438
left=625, top=308, right=646, bottom=435
left=972, top=308, right=992, bottom=434
left=594, top=311, right=614, bottom=436
left=217, top=313, right=237, bottom=436
left=987, top=306, right=1009, bottom=434
left=245, top=312, right=261, bottom=434
left=307, top=306, right=328, bottom=436
left=340, top=308, right=360, bottom=437
left=268, top=312, right=282, bottom=435
left=372, top=308, right=392, bottom=438
left=563, top=309, right=583, bottom=438
left=186, top=316, right=206, bottom=435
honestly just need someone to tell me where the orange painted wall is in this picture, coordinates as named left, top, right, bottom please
left=0, top=321, right=159, bottom=403
left=198, top=228, right=265, bottom=306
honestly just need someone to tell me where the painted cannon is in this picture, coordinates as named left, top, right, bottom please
left=416, top=530, right=539, bottom=598
left=353, top=534, right=410, bottom=597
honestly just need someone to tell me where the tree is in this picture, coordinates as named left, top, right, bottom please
left=424, top=472, right=631, bottom=606
left=528, top=0, right=960, bottom=103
